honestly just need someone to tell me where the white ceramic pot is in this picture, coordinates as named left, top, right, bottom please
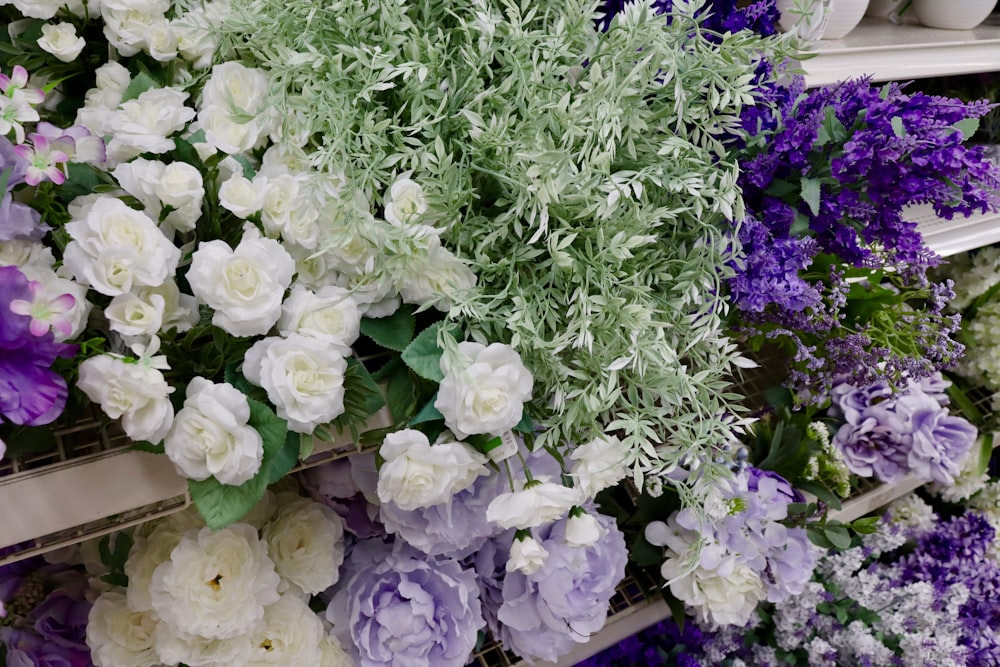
left=866, top=0, right=901, bottom=17
left=777, top=0, right=871, bottom=39
left=912, top=0, right=996, bottom=29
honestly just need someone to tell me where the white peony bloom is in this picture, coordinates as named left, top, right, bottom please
left=154, top=626, right=252, bottom=667
left=506, top=534, right=548, bottom=575
left=37, top=22, right=86, bottom=62
left=164, top=378, right=263, bottom=485
left=186, top=226, right=295, bottom=337
left=219, top=173, right=265, bottom=218
left=242, top=334, right=347, bottom=433
left=564, top=510, right=609, bottom=547
left=319, top=635, right=354, bottom=667
left=150, top=523, right=280, bottom=640
left=86, top=590, right=160, bottom=667
left=105, top=87, right=195, bottom=165
left=435, top=341, right=533, bottom=439
left=382, top=177, right=428, bottom=226
left=661, top=554, right=766, bottom=627
left=246, top=595, right=324, bottom=666
left=62, top=196, right=180, bottom=297
left=261, top=498, right=345, bottom=595
left=77, top=354, right=174, bottom=443
left=376, top=429, right=488, bottom=511
left=277, top=285, right=360, bottom=355
left=569, top=435, right=630, bottom=500
left=124, top=520, right=188, bottom=612
left=486, top=478, right=579, bottom=530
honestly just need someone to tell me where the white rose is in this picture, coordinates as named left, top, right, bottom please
left=486, top=479, right=579, bottom=530
left=260, top=174, right=321, bottom=249
left=77, top=354, right=174, bottom=443
left=661, top=555, right=766, bottom=627
left=376, top=429, right=488, bottom=510
left=277, top=285, right=360, bottom=355
left=155, top=627, right=252, bottom=667
left=172, top=5, right=223, bottom=69
left=242, top=334, right=347, bottom=433
left=186, top=226, right=295, bottom=337
left=100, top=0, right=169, bottom=13
left=135, top=281, right=199, bottom=333
left=564, top=511, right=608, bottom=548
left=198, top=62, right=271, bottom=154
left=102, top=8, right=158, bottom=57
left=246, top=595, right=324, bottom=666
left=219, top=173, right=265, bottom=218
left=506, top=535, right=548, bottom=575
left=37, top=23, right=86, bottom=62
left=154, top=161, right=203, bottom=214
left=105, top=291, right=165, bottom=338
left=383, top=177, right=428, bottom=226
left=10, top=0, right=63, bottom=18
left=569, top=435, right=629, bottom=499
left=396, top=245, right=476, bottom=311
left=105, top=87, right=195, bottom=164
left=150, top=524, right=280, bottom=640
left=96, top=60, right=132, bottom=94
left=435, top=341, right=533, bottom=439
left=199, top=104, right=268, bottom=155
left=144, top=17, right=177, bottom=61
left=63, top=196, right=180, bottom=296
left=86, top=591, right=159, bottom=667
left=319, top=635, right=354, bottom=667
left=124, top=520, right=187, bottom=612
left=164, top=378, right=263, bottom=485
left=261, top=498, right=345, bottom=595
left=113, top=158, right=165, bottom=214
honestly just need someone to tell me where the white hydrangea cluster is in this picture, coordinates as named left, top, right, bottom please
left=948, top=246, right=1000, bottom=311
left=86, top=497, right=352, bottom=667
left=957, top=302, right=1000, bottom=389
left=930, top=443, right=991, bottom=503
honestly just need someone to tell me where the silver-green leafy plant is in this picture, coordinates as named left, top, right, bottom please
left=215, top=0, right=794, bottom=496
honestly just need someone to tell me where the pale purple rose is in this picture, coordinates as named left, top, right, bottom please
left=832, top=405, right=911, bottom=483
left=496, top=512, right=627, bottom=663
left=896, top=390, right=977, bottom=485
left=326, top=543, right=485, bottom=667
left=0, top=627, right=91, bottom=667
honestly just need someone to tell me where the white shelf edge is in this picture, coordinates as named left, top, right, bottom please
left=918, top=209, right=1000, bottom=257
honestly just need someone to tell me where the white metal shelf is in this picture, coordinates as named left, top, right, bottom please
left=800, top=16, right=1000, bottom=87
left=914, top=205, right=1000, bottom=257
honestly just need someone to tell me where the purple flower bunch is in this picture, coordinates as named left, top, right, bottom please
left=0, top=556, right=92, bottom=666
left=731, top=77, right=998, bottom=402
left=830, top=373, right=978, bottom=485
left=598, top=0, right=780, bottom=37
left=575, top=617, right=706, bottom=667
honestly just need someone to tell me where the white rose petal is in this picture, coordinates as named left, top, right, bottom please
left=86, top=591, right=160, bottom=667
left=486, top=480, right=578, bottom=530
left=149, top=524, right=280, bottom=641
left=435, top=341, right=533, bottom=439
left=277, top=284, right=360, bottom=355
left=77, top=354, right=174, bottom=443
left=164, top=378, right=263, bottom=485
left=37, top=22, right=86, bottom=62
left=506, top=535, right=548, bottom=575
left=246, top=595, right=324, bottom=667
left=242, top=334, right=347, bottom=433
left=564, top=511, right=608, bottom=548
left=569, top=435, right=629, bottom=500
left=262, top=498, right=345, bottom=595
left=376, top=429, right=488, bottom=511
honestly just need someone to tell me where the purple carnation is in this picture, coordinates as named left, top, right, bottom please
left=832, top=406, right=911, bottom=483
left=326, top=543, right=485, bottom=667
left=895, top=390, right=977, bottom=485
left=495, top=512, right=627, bottom=662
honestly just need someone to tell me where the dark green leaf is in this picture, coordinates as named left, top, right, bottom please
left=121, top=70, right=160, bottom=103
left=130, top=440, right=165, bottom=454
left=386, top=369, right=417, bottom=422
left=807, top=525, right=834, bottom=550
left=795, top=480, right=843, bottom=511
left=513, top=411, right=535, bottom=434
left=851, top=516, right=881, bottom=535
left=409, top=393, right=444, bottom=426
left=247, top=398, right=289, bottom=460
left=800, top=178, right=822, bottom=216
left=401, top=321, right=459, bottom=381
left=360, top=305, right=417, bottom=351
left=824, top=522, right=853, bottom=550
left=189, top=475, right=268, bottom=530
left=976, top=431, right=994, bottom=478
left=259, top=431, right=300, bottom=485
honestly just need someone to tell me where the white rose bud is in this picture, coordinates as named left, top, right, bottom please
left=164, top=377, right=263, bottom=485
left=435, top=342, right=533, bottom=439
left=219, top=173, right=265, bottom=218
left=506, top=533, right=548, bottom=575
left=37, top=22, right=86, bottom=62
left=569, top=435, right=629, bottom=500
left=383, top=177, right=428, bottom=226
left=486, top=479, right=579, bottom=530
left=376, top=429, right=488, bottom=510
left=564, top=510, right=608, bottom=548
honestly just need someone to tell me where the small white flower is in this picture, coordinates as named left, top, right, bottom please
left=506, top=534, right=549, bottom=575
left=661, top=554, right=766, bottom=627
left=569, top=435, right=629, bottom=499
left=383, top=177, right=428, bottom=226
left=242, top=334, right=347, bottom=433
left=261, top=498, right=345, bottom=596
left=86, top=590, right=159, bottom=667
left=564, top=510, right=608, bottom=547
left=77, top=353, right=174, bottom=443
left=164, top=378, right=263, bottom=485
left=187, top=226, right=295, bottom=337
left=246, top=595, right=324, bottom=666
left=149, top=523, right=280, bottom=641
left=486, top=479, right=579, bottom=530
left=376, top=429, right=488, bottom=510
left=277, top=285, right=361, bottom=355
left=37, top=23, right=86, bottom=62
left=435, top=341, right=533, bottom=439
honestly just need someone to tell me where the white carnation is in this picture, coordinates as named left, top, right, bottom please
left=164, top=378, right=263, bottom=485
left=86, top=590, right=160, bottom=667
left=376, top=429, right=488, bottom=511
left=242, top=334, right=347, bottom=433
left=262, top=498, right=345, bottom=595
left=149, top=524, right=280, bottom=640
left=435, top=341, right=533, bottom=439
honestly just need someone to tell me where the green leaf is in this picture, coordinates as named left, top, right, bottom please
left=386, top=368, right=417, bottom=422
left=259, top=431, right=301, bottom=485
left=247, top=398, right=288, bottom=456
left=60, top=163, right=106, bottom=202
left=299, top=433, right=314, bottom=462
left=976, top=431, right=994, bottom=478
left=409, top=393, right=444, bottom=426
left=890, top=116, right=905, bottom=138
left=401, top=321, right=459, bottom=381
left=0, top=166, right=11, bottom=195
left=189, top=475, right=268, bottom=530
left=121, top=70, right=160, bottom=103
left=824, top=522, right=853, bottom=550
left=945, top=381, right=984, bottom=424
left=807, top=525, right=834, bottom=550
left=954, top=117, right=980, bottom=140
left=789, top=212, right=811, bottom=236
left=795, top=480, right=843, bottom=511
left=513, top=411, right=535, bottom=434
left=360, top=305, right=417, bottom=351
left=130, top=440, right=165, bottom=454
left=800, top=178, right=822, bottom=217
left=851, top=516, right=881, bottom=535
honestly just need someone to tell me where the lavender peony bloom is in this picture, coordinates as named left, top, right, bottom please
left=832, top=405, right=911, bottom=483
left=327, top=543, right=485, bottom=667
left=896, top=390, right=977, bottom=485
left=0, top=627, right=92, bottom=667
left=300, top=455, right=384, bottom=538
left=496, top=512, right=627, bottom=662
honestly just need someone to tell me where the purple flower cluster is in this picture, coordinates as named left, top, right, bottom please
left=574, top=617, right=706, bottom=667
left=0, top=265, right=76, bottom=429
left=830, top=374, right=977, bottom=485
left=597, top=0, right=779, bottom=36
